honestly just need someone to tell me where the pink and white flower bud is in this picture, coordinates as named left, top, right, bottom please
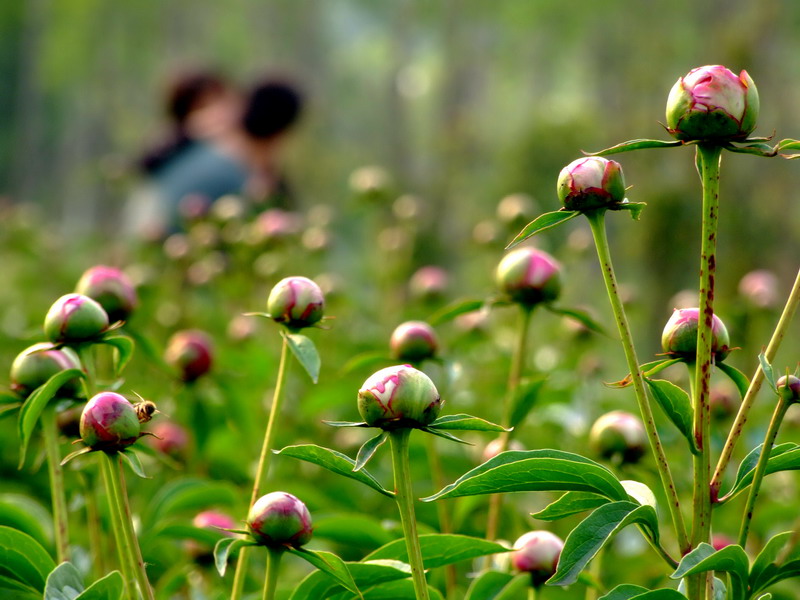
left=247, top=492, right=313, bottom=549
left=666, top=65, right=759, bottom=142
left=557, top=157, right=626, bottom=212
left=165, top=330, right=214, bottom=382
left=390, top=321, right=439, bottom=363
left=44, top=293, right=110, bottom=344
left=267, top=276, right=325, bottom=330
left=409, top=266, right=449, bottom=302
left=358, top=365, right=442, bottom=429
left=80, top=392, right=140, bottom=451
left=738, top=269, right=779, bottom=309
left=10, top=342, right=82, bottom=398
left=496, top=247, right=561, bottom=307
left=75, top=265, right=138, bottom=323
left=661, top=308, right=730, bottom=362
left=511, top=530, right=564, bottom=587
left=589, top=411, right=646, bottom=464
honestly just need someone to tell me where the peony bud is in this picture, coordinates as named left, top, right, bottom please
left=80, top=392, right=140, bottom=451
left=148, top=421, right=190, bottom=459
left=358, top=365, right=442, bottom=429
left=511, top=530, right=564, bottom=587
left=589, top=411, right=646, bottom=464
left=661, top=308, right=730, bottom=362
left=164, top=330, right=214, bottom=382
left=390, top=321, right=439, bottom=363
left=247, top=492, right=312, bottom=549
left=776, top=375, right=800, bottom=404
left=409, top=266, right=449, bottom=302
left=557, top=157, right=626, bottom=212
left=75, top=266, right=138, bottom=322
left=266, top=276, right=325, bottom=330
left=666, top=65, right=759, bottom=142
left=496, top=247, right=561, bottom=307
left=709, top=385, right=738, bottom=421
left=44, top=294, right=109, bottom=344
left=10, top=342, right=82, bottom=398
left=738, top=269, right=778, bottom=309
left=187, top=510, right=237, bottom=562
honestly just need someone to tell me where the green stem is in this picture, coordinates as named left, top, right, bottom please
left=711, top=265, right=800, bottom=500
left=100, top=453, right=137, bottom=600
left=390, top=429, right=430, bottom=600
left=231, top=335, right=291, bottom=600
left=83, top=468, right=108, bottom=580
left=529, top=586, right=538, bottom=600
left=262, top=548, right=282, bottom=600
left=424, top=434, right=457, bottom=596
left=42, top=407, right=69, bottom=563
left=486, top=305, right=533, bottom=541
left=737, top=397, right=790, bottom=548
left=586, top=211, right=689, bottom=553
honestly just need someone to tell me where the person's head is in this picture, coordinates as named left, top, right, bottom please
left=165, top=70, right=230, bottom=127
left=241, top=78, right=304, bottom=142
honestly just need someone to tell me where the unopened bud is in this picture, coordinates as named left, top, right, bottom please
left=358, top=365, right=442, bottom=429
left=390, top=321, right=438, bottom=363
left=267, top=276, right=325, bottom=330
left=496, top=247, right=561, bottom=307
left=75, top=266, right=138, bottom=323
left=661, top=308, right=730, bottom=362
left=10, top=342, right=82, bottom=398
left=165, top=330, right=214, bottom=382
left=557, top=157, right=626, bottom=212
left=247, top=492, right=313, bottom=549
left=44, top=294, right=109, bottom=344
left=511, top=530, right=564, bottom=587
left=80, top=392, right=140, bottom=451
left=589, top=411, right=646, bottom=464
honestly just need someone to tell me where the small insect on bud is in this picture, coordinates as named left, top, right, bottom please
left=666, top=65, right=759, bottom=142
left=661, top=307, right=730, bottom=362
left=511, top=530, right=564, bottom=587
left=266, top=276, right=325, bottom=330
left=358, top=365, right=442, bottom=429
left=390, top=321, right=439, bottom=363
left=79, top=392, right=141, bottom=451
left=247, top=492, right=313, bottom=549
left=557, top=157, right=626, bottom=212
left=10, top=342, right=82, bottom=398
left=134, top=399, right=158, bottom=423
left=776, top=375, right=800, bottom=404
left=75, top=265, right=138, bottom=323
left=496, top=247, right=561, bottom=308
left=165, top=330, right=214, bottom=382
left=44, top=293, right=109, bottom=344
left=589, top=411, right=647, bottom=464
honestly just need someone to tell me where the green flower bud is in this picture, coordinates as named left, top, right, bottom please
left=267, top=276, right=324, bottom=330
left=247, top=492, right=312, bottom=549
left=511, top=530, right=564, bottom=587
left=776, top=375, right=800, bottom=404
left=557, top=157, right=626, bottom=212
left=358, top=364, right=442, bottom=429
left=589, top=410, right=646, bottom=464
left=666, top=65, right=759, bottom=142
left=661, top=308, right=730, bottom=362
left=80, top=392, right=140, bottom=451
left=44, top=293, right=109, bottom=344
left=10, top=342, right=82, bottom=398
left=496, top=247, right=561, bottom=307
left=390, top=321, right=438, bottom=363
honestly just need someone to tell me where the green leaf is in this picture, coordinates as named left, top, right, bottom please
left=419, top=427, right=470, bottom=445
left=148, top=523, right=232, bottom=548
left=0, top=574, right=40, bottom=599
left=0, top=525, right=56, bottom=592
left=275, top=445, right=394, bottom=498
left=506, top=210, right=580, bottom=249
left=671, top=543, right=748, bottom=600
left=74, top=571, right=124, bottom=600
left=607, top=359, right=682, bottom=389
left=328, top=579, right=442, bottom=600
left=428, top=299, right=485, bottom=327
left=59, top=447, right=93, bottom=466
left=546, top=306, right=607, bottom=336
left=283, top=332, right=321, bottom=383
left=507, top=375, right=546, bottom=430
left=213, top=537, right=255, bottom=577
left=96, top=335, right=135, bottom=377
left=613, top=201, right=647, bottom=220
left=724, top=142, right=778, bottom=157
left=599, top=586, right=687, bottom=599
left=119, top=450, right=147, bottom=479
left=588, top=138, right=683, bottom=156
left=423, top=449, right=628, bottom=502
left=778, top=138, right=800, bottom=151
left=549, top=501, right=659, bottom=586
left=354, top=431, right=389, bottom=472
left=722, top=443, right=800, bottom=501
left=645, top=378, right=698, bottom=454
left=17, top=368, right=85, bottom=467
left=716, top=362, right=750, bottom=399
left=142, top=478, right=239, bottom=528
left=323, top=420, right=370, bottom=428
left=365, top=534, right=511, bottom=568
left=0, top=494, right=53, bottom=551
left=313, top=515, right=395, bottom=550
left=44, top=562, right=84, bottom=600
left=758, top=352, right=777, bottom=391
left=289, top=560, right=411, bottom=600
left=289, top=548, right=360, bottom=595
left=427, top=413, right=508, bottom=432
left=532, top=491, right=610, bottom=521
left=464, top=571, right=529, bottom=600
left=749, top=531, right=792, bottom=593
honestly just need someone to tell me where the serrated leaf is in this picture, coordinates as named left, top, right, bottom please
left=587, top=139, right=683, bottom=156
left=17, top=369, right=85, bottom=467
left=213, top=537, right=255, bottom=577
left=0, top=525, right=56, bottom=592
left=749, top=531, right=792, bottom=593
left=506, top=210, right=580, bottom=249
left=365, top=533, right=510, bottom=568
left=533, top=492, right=610, bottom=521
left=288, top=560, right=411, bottom=600
left=428, top=413, right=508, bottom=432
left=721, top=443, right=800, bottom=502
left=716, top=362, right=750, bottom=399
left=289, top=548, right=360, bottom=595
left=354, top=431, right=388, bottom=471
left=758, top=352, right=777, bottom=391
left=645, top=378, right=698, bottom=454
left=283, top=332, right=321, bottom=383
left=464, top=571, right=529, bottom=600
left=44, top=562, right=84, bottom=600
left=119, top=450, right=147, bottom=479
left=671, top=543, right=748, bottom=600
left=142, top=478, right=239, bottom=528
left=275, top=445, right=394, bottom=498
left=549, top=501, right=659, bottom=586
left=428, top=299, right=485, bottom=327
left=423, top=449, right=627, bottom=502
left=547, top=306, right=607, bottom=336
left=74, top=571, right=124, bottom=600
left=96, top=335, right=135, bottom=377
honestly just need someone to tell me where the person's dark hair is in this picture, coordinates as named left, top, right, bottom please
left=166, top=70, right=228, bottom=125
left=241, top=79, right=304, bottom=140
